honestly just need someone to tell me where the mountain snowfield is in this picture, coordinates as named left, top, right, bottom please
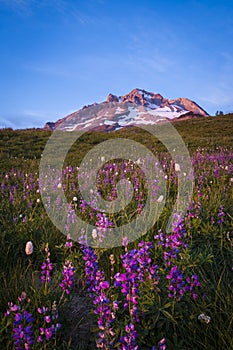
left=44, top=88, right=209, bottom=132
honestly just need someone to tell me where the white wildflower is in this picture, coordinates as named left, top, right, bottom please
left=73, top=196, right=77, bottom=202
left=175, top=163, right=181, bottom=172
left=157, top=195, right=164, bottom=203
left=92, top=229, right=97, bottom=239
left=198, top=313, right=211, bottom=324
left=25, top=241, right=33, bottom=255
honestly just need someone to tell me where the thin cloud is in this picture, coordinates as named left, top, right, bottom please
left=0, top=0, right=35, bottom=16
left=200, top=92, right=233, bottom=107
left=40, top=0, right=92, bottom=25
left=198, top=85, right=233, bottom=115
left=0, top=0, right=93, bottom=24
left=23, top=62, right=72, bottom=78
left=0, top=116, right=15, bottom=129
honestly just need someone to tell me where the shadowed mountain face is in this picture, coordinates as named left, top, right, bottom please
left=44, top=88, right=209, bottom=132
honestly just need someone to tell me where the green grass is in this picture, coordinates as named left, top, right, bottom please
left=1, top=114, right=233, bottom=172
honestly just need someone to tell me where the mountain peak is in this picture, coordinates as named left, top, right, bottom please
left=109, top=88, right=208, bottom=115
left=107, top=93, right=119, bottom=103
left=44, top=88, right=209, bottom=132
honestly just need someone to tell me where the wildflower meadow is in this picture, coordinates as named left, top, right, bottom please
left=0, top=115, right=233, bottom=349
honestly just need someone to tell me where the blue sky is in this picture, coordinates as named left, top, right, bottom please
left=0, top=0, right=233, bottom=129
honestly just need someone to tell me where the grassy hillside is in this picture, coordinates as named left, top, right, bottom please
left=0, top=114, right=233, bottom=172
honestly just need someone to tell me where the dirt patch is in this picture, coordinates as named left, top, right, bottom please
left=60, top=286, right=96, bottom=349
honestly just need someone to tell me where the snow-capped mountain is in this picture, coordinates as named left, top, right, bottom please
left=44, top=88, right=208, bottom=132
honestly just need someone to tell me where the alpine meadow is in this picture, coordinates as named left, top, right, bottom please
left=0, top=114, right=233, bottom=350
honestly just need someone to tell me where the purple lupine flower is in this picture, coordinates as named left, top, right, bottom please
left=166, top=265, right=185, bottom=300
left=159, top=213, right=188, bottom=267
left=119, top=323, right=138, bottom=350
left=152, top=338, right=166, bottom=350
left=41, top=246, right=53, bottom=284
left=12, top=310, right=34, bottom=350
left=217, top=205, right=226, bottom=224
left=38, top=306, right=48, bottom=314
left=154, top=230, right=164, bottom=246
left=59, top=260, right=75, bottom=295
left=185, top=273, right=201, bottom=299
left=51, top=301, right=59, bottom=320
left=67, top=206, right=75, bottom=225
left=4, top=302, right=20, bottom=316
left=158, top=337, right=166, bottom=350
left=18, top=292, right=27, bottom=303
left=95, top=213, right=113, bottom=243
left=79, top=198, right=87, bottom=213
left=122, top=236, right=129, bottom=248
left=36, top=306, right=61, bottom=343
left=38, top=327, right=53, bottom=341
left=65, top=233, right=73, bottom=249
left=162, top=213, right=202, bottom=300
left=4, top=292, right=35, bottom=349
left=81, top=244, right=115, bottom=349
left=114, top=237, right=160, bottom=349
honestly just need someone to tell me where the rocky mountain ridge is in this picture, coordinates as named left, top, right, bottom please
left=44, top=88, right=208, bottom=132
